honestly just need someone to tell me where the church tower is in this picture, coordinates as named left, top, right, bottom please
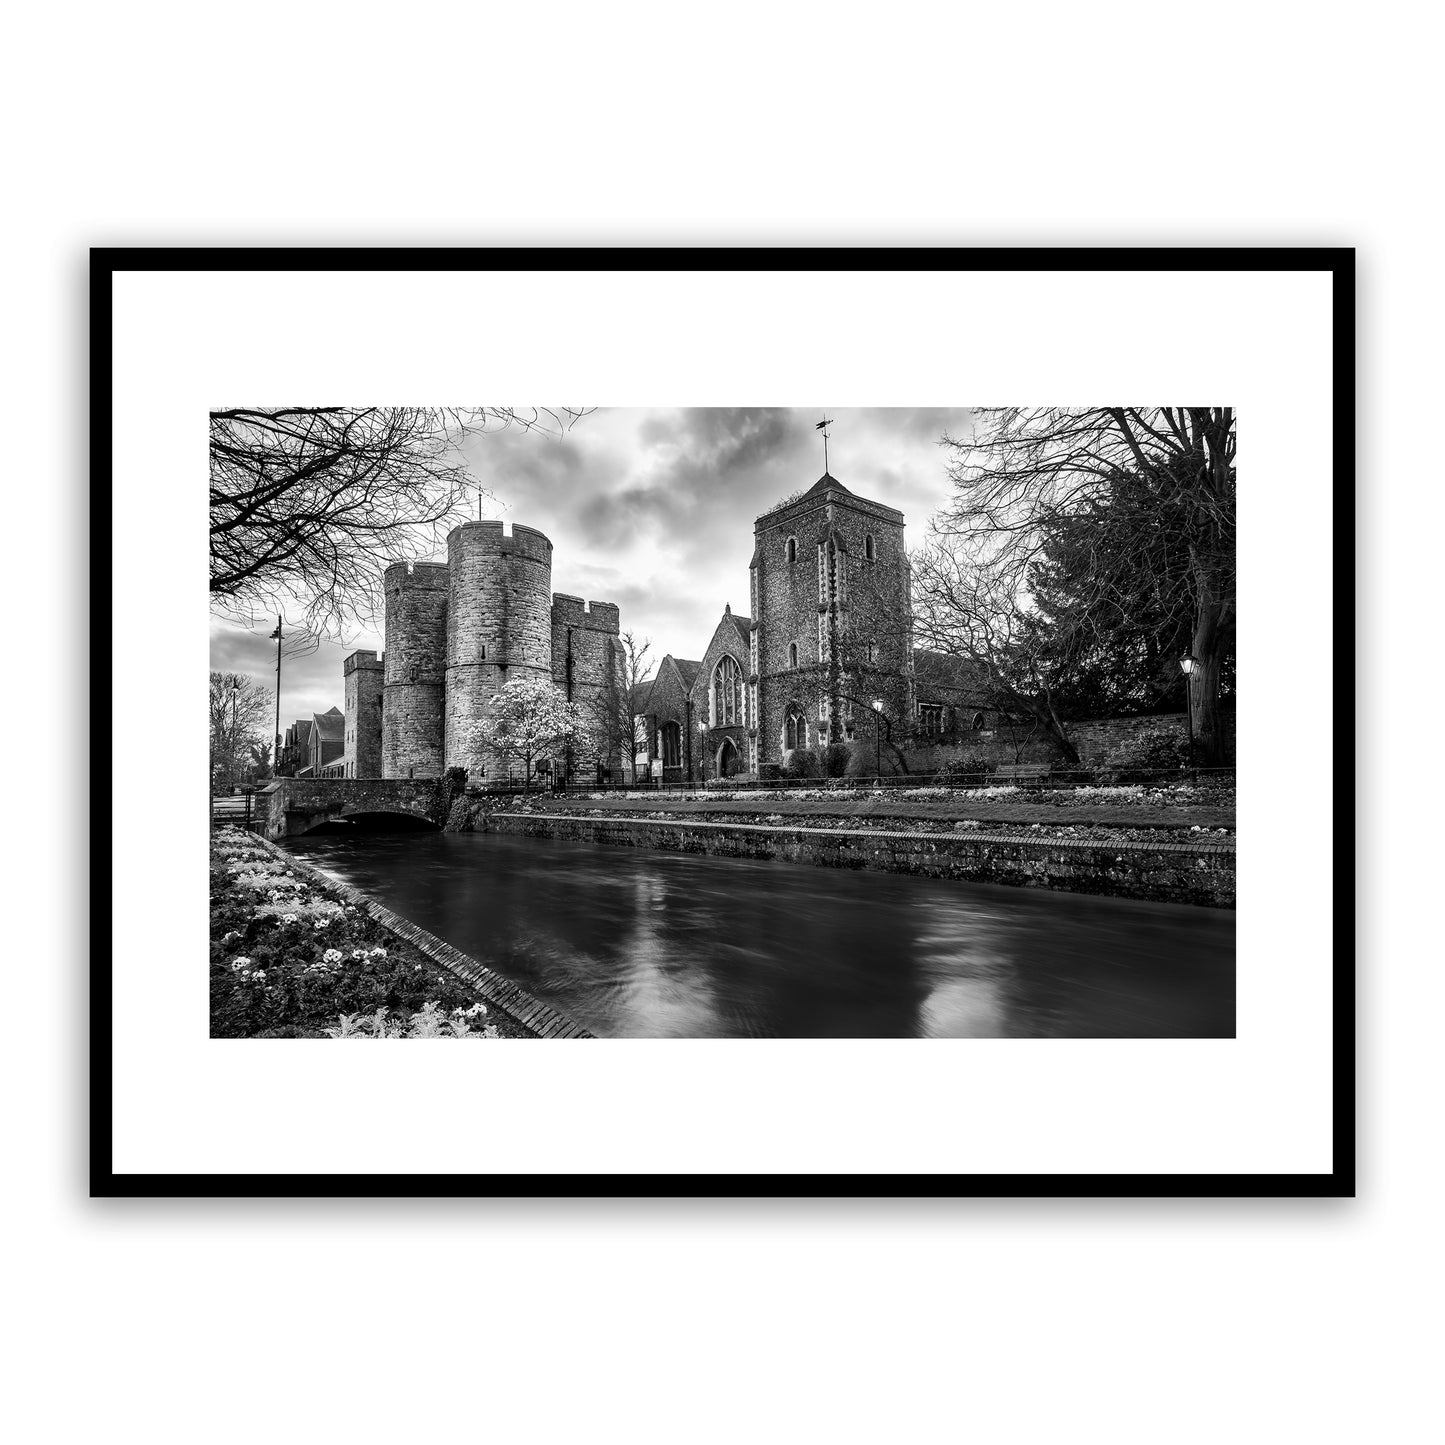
left=752, top=473, right=910, bottom=768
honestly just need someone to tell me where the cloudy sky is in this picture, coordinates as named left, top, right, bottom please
left=209, top=407, right=973, bottom=732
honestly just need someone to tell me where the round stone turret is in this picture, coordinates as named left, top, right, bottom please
left=444, top=521, right=554, bottom=779
left=382, top=560, right=449, bottom=779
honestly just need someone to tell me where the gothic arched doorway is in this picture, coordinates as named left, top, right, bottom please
left=716, top=736, right=741, bottom=778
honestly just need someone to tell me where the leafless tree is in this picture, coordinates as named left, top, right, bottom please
left=911, top=548, right=1083, bottom=762
left=919, top=408, right=1236, bottom=764
left=587, top=632, right=652, bottom=784
left=208, top=671, right=273, bottom=791
left=210, top=407, right=595, bottom=648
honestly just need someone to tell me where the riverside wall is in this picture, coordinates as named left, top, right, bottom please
left=478, top=811, right=1235, bottom=908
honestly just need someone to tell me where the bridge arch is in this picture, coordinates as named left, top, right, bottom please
left=260, top=778, right=449, bottom=841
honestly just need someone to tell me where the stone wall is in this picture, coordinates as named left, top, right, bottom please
left=1068, top=713, right=1189, bottom=763
left=259, top=776, right=448, bottom=840
left=382, top=561, right=449, bottom=779
left=551, top=593, right=625, bottom=779
left=444, top=521, right=554, bottom=780
left=482, top=811, right=1235, bottom=908
left=903, top=714, right=1223, bottom=775
left=343, top=649, right=385, bottom=779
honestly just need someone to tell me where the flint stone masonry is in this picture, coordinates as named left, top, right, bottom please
left=481, top=811, right=1236, bottom=908
left=250, top=835, right=593, bottom=1038
left=753, top=477, right=911, bottom=766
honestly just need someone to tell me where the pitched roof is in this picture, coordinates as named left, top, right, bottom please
left=803, top=472, right=851, bottom=498
left=672, top=658, right=702, bottom=690
left=311, top=709, right=345, bottom=742
left=629, top=678, right=653, bottom=710
left=729, top=612, right=753, bottom=646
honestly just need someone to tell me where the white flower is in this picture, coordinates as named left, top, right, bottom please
left=369, top=947, right=387, bottom=958
left=323, top=949, right=344, bottom=963
left=465, top=1002, right=487, bottom=1018
left=251, top=970, right=267, bottom=981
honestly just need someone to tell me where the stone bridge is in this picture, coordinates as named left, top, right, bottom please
left=257, top=778, right=449, bottom=840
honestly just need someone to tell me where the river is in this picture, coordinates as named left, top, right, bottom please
left=285, top=830, right=1235, bottom=1038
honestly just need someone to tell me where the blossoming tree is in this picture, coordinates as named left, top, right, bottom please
left=464, top=675, right=594, bottom=790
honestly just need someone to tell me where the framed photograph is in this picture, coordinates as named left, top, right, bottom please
left=93, top=246, right=1351, bottom=1196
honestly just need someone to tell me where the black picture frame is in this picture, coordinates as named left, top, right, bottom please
left=91, top=245, right=1353, bottom=1199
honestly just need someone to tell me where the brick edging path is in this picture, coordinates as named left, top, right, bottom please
left=252, top=835, right=594, bottom=1039
left=484, top=812, right=1236, bottom=909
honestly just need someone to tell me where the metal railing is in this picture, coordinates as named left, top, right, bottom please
left=209, top=789, right=262, bottom=832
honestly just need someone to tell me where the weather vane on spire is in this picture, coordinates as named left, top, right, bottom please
left=816, top=415, right=835, bottom=475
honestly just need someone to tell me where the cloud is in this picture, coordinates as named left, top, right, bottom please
left=209, top=407, right=971, bottom=701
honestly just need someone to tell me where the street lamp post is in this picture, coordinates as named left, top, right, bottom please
left=269, top=616, right=284, bottom=779
left=871, top=699, right=884, bottom=779
left=697, top=720, right=709, bottom=783
left=1178, top=653, right=1200, bottom=770
left=230, top=678, right=241, bottom=790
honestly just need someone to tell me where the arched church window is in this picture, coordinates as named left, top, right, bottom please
left=865, top=533, right=876, bottom=562
left=712, top=655, right=743, bottom=726
left=786, top=536, right=797, bottom=564
left=788, top=641, right=798, bottom=669
left=784, top=706, right=806, bottom=752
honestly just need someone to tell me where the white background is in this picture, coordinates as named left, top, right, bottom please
left=7, top=3, right=1429, bottom=1444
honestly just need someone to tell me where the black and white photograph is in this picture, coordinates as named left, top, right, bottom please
left=206, top=404, right=1237, bottom=1043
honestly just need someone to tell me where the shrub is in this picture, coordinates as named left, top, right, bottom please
left=820, top=742, right=851, bottom=778
left=934, top=753, right=996, bottom=786
left=785, top=747, right=821, bottom=779
left=758, top=762, right=784, bottom=783
left=1099, top=723, right=1190, bottom=783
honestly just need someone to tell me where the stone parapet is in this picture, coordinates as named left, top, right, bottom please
left=483, top=812, right=1236, bottom=908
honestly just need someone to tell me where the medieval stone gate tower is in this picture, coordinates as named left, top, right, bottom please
left=368, top=521, right=624, bottom=782
left=443, top=521, right=555, bottom=776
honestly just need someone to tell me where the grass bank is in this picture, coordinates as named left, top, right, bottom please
left=455, top=782, right=1235, bottom=841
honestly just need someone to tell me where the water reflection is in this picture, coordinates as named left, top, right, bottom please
left=286, top=832, right=1235, bottom=1038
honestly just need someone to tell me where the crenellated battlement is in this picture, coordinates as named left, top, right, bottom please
left=343, top=649, right=384, bottom=674
left=446, top=519, right=553, bottom=564
left=550, top=594, right=621, bottom=633
left=384, top=560, right=450, bottom=591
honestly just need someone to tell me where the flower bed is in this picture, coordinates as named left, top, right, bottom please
left=210, top=829, right=534, bottom=1039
